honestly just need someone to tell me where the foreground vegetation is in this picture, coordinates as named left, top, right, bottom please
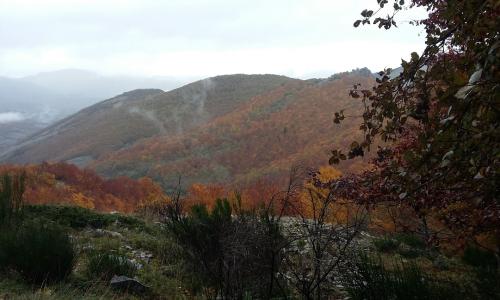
left=0, top=172, right=498, bottom=299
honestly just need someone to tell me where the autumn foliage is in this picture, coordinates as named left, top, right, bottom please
left=90, top=72, right=374, bottom=190
left=0, top=162, right=168, bottom=213
left=330, top=0, right=500, bottom=253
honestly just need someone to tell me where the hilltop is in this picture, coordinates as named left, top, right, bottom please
left=2, top=72, right=372, bottom=189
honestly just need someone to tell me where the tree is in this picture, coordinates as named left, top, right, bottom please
left=331, top=0, right=499, bottom=251
left=277, top=167, right=368, bottom=300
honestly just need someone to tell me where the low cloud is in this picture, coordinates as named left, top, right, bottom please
left=0, top=112, right=26, bottom=124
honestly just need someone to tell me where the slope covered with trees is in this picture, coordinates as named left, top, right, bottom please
left=93, top=72, right=373, bottom=188
left=1, top=75, right=295, bottom=166
left=2, top=72, right=372, bottom=189
left=0, top=162, right=168, bottom=212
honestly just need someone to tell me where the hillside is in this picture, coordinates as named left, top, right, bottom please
left=0, top=70, right=189, bottom=155
left=1, top=72, right=372, bottom=189
left=93, top=74, right=373, bottom=188
left=0, top=162, right=167, bottom=212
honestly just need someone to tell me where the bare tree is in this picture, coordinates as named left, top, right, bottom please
left=276, top=168, right=368, bottom=299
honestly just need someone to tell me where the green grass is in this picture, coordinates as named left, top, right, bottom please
left=372, top=233, right=427, bottom=258
left=85, top=252, right=137, bottom=281
left=343, top=254, right=463, bottom=300
left=2, top=204, right=495, bottom=299
left=0, top=204, right=184, bottom=299
left=0, top=276, right=139, bottom=300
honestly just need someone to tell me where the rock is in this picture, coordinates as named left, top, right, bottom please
left=81, top=244, right=95, bottom=251
left=132, top=250, right=153, bottom=263
left=110, top=275, right=148, bottom=294
left=129, top=258, right=143, bottom=270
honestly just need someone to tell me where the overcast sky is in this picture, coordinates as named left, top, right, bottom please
left=0, top=0, right=427, bottom=80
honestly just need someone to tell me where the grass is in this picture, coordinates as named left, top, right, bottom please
left=0, top=204, right=184, bottom=299
left=1, top=204, right=496, bottom=299
left=0, top=275, right=136, bottom=300
left=372, top=232, right=427, bottom=259
left=85, top=252, right=137, bottom=281
left=343, top=254, right=463, bottom=300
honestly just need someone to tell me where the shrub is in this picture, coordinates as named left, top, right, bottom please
left=343, top=254, right=461, bottom=300
left=395, top=233, right=426, bottom=249
left=462, top=246, right=500, bottom=299
left=0, top=229, right=16, bottom=272
left=462, top=246, right=498, bottom=269
left=0, top=173, right=25, bottom=227
left=0, top=219, right=76, bottom=284
left=86, top=252, right=137, bottom=281
left=373, top=237, right=399, bottom=253
left=397, top=245, right=422, bottom=259
left=166, top=198, right=285, bottom=299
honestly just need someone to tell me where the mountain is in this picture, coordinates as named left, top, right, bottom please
left=0, top=69, right=187, bottom=155
left=1, top=72, right=374, bottom=189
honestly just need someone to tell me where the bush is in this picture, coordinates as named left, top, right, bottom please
left=462, top=246, right=500, bottom=299
left=462, top=246, right=498, bottom=269
left=86, top=252, right=137, bottom=281
left=0, top=219, right=75, bottom=284
left=373, top=237, right=400, bottom=253
left=166, top=198, right=285, bottom=299
left=343, top=254, right=461, bottom=300
left=0, top=229, right=16, bottom=272
left=395, top=233, right=426, bottom=249
left=0, top=173, right=25, bottom=227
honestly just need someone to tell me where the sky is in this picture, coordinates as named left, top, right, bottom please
left=0, top=0, right=428, bottom=80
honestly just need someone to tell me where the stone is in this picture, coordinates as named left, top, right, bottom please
left=131, top=249, right=153, bottom=263
left=110, top=275, right=149, bottom=294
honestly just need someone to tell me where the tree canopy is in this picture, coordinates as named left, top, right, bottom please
left=330, top=0, right=499, bottom=247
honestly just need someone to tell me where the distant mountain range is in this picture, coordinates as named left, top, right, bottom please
left=0, top=69, right=187, bottom=153
left=1, top=70, right=374, bottom=189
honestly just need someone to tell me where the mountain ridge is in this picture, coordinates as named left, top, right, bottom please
left=2, top=71, right=374, bottom=189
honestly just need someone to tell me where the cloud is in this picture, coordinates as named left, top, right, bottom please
left=0, top=0, right=428, bottom=78
left=0, top=112, right=26, bottom=124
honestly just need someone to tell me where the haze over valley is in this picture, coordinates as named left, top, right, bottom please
left=0, top=69, right=187, bottom=153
